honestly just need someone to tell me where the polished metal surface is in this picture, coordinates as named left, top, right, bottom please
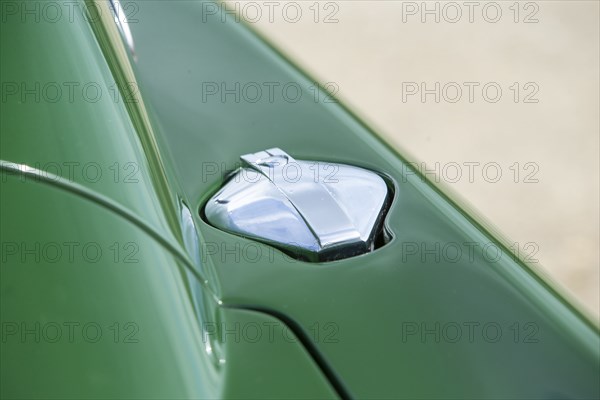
left=204, top=148, right=389, bottom=261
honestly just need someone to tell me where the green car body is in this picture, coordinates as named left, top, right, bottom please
left=1, top=1, right=598, bottom=398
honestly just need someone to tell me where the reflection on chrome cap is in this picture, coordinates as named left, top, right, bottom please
left=204, top=149, right=389, bottom=262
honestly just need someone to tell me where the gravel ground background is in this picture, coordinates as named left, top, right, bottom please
left=227, top=0, right=600, bottom=319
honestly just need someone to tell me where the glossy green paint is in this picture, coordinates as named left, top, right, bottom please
left=0, top=2, right=337, bottom=398
left=1, top=1, right=598, bottom=399
left=0, top=176, right=336, bottom=399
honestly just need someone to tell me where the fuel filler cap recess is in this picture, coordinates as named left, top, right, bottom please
left=204, top=148, right=390, bottom=262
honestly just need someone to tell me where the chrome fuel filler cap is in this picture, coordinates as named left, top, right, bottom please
left=204, top=148, right=390, bottom=261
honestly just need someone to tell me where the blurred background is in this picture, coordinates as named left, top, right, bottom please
left=226, top=0, right=599, bottom=320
